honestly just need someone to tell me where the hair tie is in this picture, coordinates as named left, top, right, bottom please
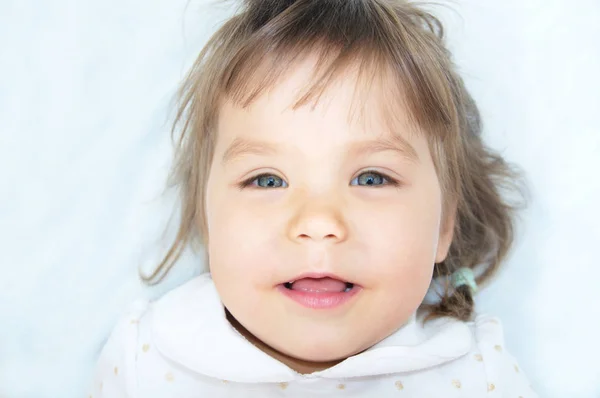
left=451, top=267, right=478, bottom=293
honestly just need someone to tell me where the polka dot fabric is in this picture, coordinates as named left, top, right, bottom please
left=88, top=275, right=539, bottom=398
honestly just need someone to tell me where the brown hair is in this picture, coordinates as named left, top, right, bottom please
left=142, top=0, right=525, bottom=321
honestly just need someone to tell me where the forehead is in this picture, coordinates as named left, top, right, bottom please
left=217, top=55, right=422, bottom=146
left=214, top=58, right=434, bottom=170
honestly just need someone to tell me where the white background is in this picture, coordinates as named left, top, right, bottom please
left=1, top=0, right=598, bottom=397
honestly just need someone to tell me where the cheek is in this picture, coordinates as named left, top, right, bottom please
left=206, top=191, right=279, bottom=282
left=206, top=196, right=274, bottom=312
left=358, top=192, right=441, bottom=296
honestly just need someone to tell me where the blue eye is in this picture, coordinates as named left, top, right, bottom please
left=241, top=174, right=288, bottom=188
left=239, top=170, right=398, bottom=190
left=350, top=171, right=395, bottom=187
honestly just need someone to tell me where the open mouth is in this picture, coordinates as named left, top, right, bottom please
left=278, top=276, right=360, bottom=309
left=283, top=278, right=355, bottom=293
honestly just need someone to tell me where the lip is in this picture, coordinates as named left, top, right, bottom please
left=279, top=272, right=357, bottom=285
left=277, top=272, right=361, bottom=310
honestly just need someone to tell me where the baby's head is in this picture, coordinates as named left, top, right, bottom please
left=150, top=0, right=522, bottom=371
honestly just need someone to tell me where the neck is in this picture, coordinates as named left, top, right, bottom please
left=225, top=309, right=344, bottom=374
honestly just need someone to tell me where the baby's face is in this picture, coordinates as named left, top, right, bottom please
left=205, top=59, right=454, bottom=368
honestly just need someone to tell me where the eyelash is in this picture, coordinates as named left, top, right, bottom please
left=237, top=170, right=400, bottom=190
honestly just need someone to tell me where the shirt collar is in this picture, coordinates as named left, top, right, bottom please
left=151, top=273, right=472, bottom=383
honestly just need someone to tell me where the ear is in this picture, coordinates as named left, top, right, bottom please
left=435, top=202, right=457, bottom=263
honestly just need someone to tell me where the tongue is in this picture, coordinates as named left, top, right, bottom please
left=290, top=277, right=347, bottom=293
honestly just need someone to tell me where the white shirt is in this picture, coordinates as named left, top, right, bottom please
left=89, top=273, right=538, bottom=397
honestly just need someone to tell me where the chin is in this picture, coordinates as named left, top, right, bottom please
left=277, top=335, right=366, bottom=363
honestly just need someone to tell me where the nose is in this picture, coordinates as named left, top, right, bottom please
left=286, top=198, right=348, bottom=244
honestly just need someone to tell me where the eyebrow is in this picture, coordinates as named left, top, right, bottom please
left=221, top=134, right=419, bottom=165
left=349, top=134, right=420, bottom=164
left=222, top=137, right=280, bottom=165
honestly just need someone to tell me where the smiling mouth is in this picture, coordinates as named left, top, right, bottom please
left=283, top=278, right=355, bottom=293
left=278, top=276, right=360, bottom=309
